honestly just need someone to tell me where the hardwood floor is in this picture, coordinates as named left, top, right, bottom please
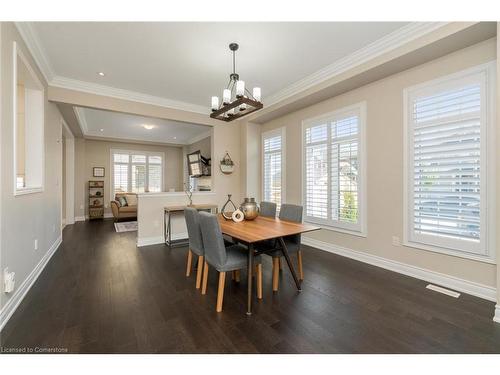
left=1, top=219, right=499, bottom=353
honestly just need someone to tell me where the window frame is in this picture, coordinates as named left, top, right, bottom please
left=110, top=149, right=164, bottom=197
left=261, top=127, right=286, bottom=210
left=301, top=102, right=367, bottom=237
left=13, top=41, right=45, bottom=196
left=403, top=62, right=496, bottom=263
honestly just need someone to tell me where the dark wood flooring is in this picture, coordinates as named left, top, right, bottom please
left=1, top=219, right=499, bottom=353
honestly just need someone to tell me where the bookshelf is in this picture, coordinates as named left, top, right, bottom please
left=88, top=180, right=104, bottom=220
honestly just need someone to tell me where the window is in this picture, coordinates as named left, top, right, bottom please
left=111, top=149, right=164, bottom=195
left=302, top=103, right=366, bottom=235
left=404, top=63, right=495, bottom=261
left=13, top=42, right=44, bottom=195
left=262, top=127, right=285, bottom=211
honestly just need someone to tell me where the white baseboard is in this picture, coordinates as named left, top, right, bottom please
left=137, top=232, right=188, bottom=247
left=75, top=213, right=114, bottom=221
left=0, top=235, right=63, bottom=331
left=494, top=305, right=500, bottom=324
left=302, top=237, right=497, bottom=302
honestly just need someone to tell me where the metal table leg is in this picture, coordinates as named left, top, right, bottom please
left=278, top=237, right=302, bottom=291
left=246, top=243, right=254, bottom=315
left=168, top=212, right=172, bottom=246
left=164, top=210, right=172, bottom=246
left=163, top=210, right=168, bottom=244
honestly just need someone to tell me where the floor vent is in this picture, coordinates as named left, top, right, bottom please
left=426, top=284, right=460, bottom=298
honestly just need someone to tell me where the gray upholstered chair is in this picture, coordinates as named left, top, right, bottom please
left=184, top=207, right=205, bottom=289
left=260, top=201, right=277, bottom=218
left=198, top=211, right=263, bottom=312
left=264, top=203, right=304, bottom=291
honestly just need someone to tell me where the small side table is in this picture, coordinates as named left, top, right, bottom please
left=164, top=204, right=218, bottom=247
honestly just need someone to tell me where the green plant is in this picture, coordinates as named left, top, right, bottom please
left=341, top=192, right=358, bottom=222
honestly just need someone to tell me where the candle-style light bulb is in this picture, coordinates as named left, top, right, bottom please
left=211, top=96, right=219, bottom=111
left=223, top=89, right=231, bottom=104
left=227, top=107, right=235, bottom=116
left=253, top=87, right=261, bottom=102
left=236, top=80, right=245, bottom=98
left=239, top=103, right=247, bottom=111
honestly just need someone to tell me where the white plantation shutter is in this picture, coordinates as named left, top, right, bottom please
left=305, top=124, right=328, bottom=219
left=405, top=64, right=494, bottom=258
left=113, top=153, right=129, bottom=194
left=132, top=165, right=146, bottom=193
left=262, top=128, right=285, bottom=210
left=113, top=164, right=128, bottom=193
left=303, top=103, right=366, bottom=234
left=111, top=150, right=163, bottom=195
left=331, top=116, right=359, bottom=223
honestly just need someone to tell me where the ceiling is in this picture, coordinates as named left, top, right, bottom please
left=30, top=22, right=408, bottom=110
left=75, top=107, right=211, bottom=145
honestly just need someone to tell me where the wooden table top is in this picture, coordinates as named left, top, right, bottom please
left=164, top=204, right=218, bottom=212
left=217, top=214, right=320, bottom=243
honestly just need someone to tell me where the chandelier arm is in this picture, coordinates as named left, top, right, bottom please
left=244, top=87, right=257, bottom=101
left=233, top=49, right=236, bottom=75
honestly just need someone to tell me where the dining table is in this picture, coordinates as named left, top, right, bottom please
left=217, top=214, right=320, bottom=315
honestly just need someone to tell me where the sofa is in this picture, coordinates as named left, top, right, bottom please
left=110, top=193, right=138, bottom=221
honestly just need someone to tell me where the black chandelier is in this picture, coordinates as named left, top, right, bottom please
left=210, top=43, right=263, bottom=122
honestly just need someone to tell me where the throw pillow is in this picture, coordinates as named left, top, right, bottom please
left=125, top=194, right=137, bottom=206
left=118, top=196, right=128, bottom=207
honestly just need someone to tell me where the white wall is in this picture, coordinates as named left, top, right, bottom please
left=495, top=24, right=500, bottom=323
left=259, top=38, right=498, bottom=297
left=78, top=139, right=184, bottom=217
left=136, top=120, right=242, bottom=245
left=240, top=121, right=261, bottom=200
left=0, top=22, right=64, bottom=329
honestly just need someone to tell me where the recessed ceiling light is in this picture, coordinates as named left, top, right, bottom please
left=142, top=124, right=155, bottom=130
left=173, top=136, right=177, bottom=140
left=98, top=72, right=105, bottom=77
left=99, top=128, right=104, bottom=132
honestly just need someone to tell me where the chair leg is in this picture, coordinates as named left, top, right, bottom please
left=235, top=269, right=240, bottom=283
left=272, top=257, right=280, bottom=292
left=186, top=249, right=193, bottom=277
left=201, top=260, right=209, bottom=295
left=256, top=263, right=263, bottom=299
left=297, top=251, right=304, bottom=280
left=195, top=255, right=204, bottom=289
left=216, top=272, right=226, bottom=312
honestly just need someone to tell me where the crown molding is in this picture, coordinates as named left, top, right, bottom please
left=14, top=22, right=55, bottom=83
left=263, top=22, right=450, bottom=107
left=16, top=21, right=453, bottom=120
left=15, top=21, right=208, bottom=115
left=83, top=134, right=185, bottom=147
left=74, top=106, right=193, bottom=146
left=187, top=130, right=212, bottom=145
left=50, top=76, right=208, bottom=114
left=73, top=106, right=89, bottom=134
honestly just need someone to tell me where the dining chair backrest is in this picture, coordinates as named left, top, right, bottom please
left=198, top=211, right=227, bottom=267
left=184, top=207, right=204, bottom=256
left=260, top=201, right=277, bottom=218
left=279, top=204, right=303, bottom=244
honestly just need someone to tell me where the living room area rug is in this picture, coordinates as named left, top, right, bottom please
left=114, top=221, right=138, bottom=233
